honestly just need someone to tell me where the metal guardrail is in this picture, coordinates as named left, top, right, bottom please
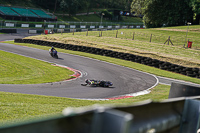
left=0, top=20, right=144, bottom=29
left=1, top=97, right=200, bottom=133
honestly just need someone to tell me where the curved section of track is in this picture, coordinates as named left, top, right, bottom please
left=0, top=35, right=158, bottom=99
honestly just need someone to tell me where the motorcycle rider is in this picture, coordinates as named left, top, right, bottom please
left=84, top=79, right=112, bottom=87
left=50, top=46, right=55, bottom=52
left=85, top=79, right=95, bottom=85
left=50, top=46, right=56, bottom=56
left=85, top=79, right=91, bottom=85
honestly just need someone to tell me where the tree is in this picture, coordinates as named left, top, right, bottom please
left=191, top=0, right=200, bottom=24
left=79, top=0, right=95, bottom=15
left=59, top=0, right=80, bottom=16
left=53, top=0, right=58, bottom=14
left=33, top=0, right=56, bottom=9
left=131, top=0, right=193, bottom=28
left=131, top=0, right=145, bottom=15
left=59, top=0, right=67, bottom=16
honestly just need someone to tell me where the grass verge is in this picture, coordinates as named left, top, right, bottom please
left=0, top=50, right=75, bottom=84
left=0, top=84, right=170, bottom=125
left=25, top=27, right=200, bottom=69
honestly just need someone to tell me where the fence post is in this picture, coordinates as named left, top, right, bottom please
left=164, top=36, right=173, bottom=45
left=187, top=39, right=189, bottom=48
left=86, top=29, right=88, bottom=36
left=168, top=36, right=170, bottom=45
left=132, top=32, right=135, bottom=40
left=116, top=30, right=118, bottom=38
left=150, top=34, right=152, bottom=42
left=99, top=29, right=101, bottom=37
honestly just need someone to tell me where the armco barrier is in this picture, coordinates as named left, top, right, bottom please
left=14, top=38, right=200, bottom=79
left=1, top=29, right=17, bottom=33
left=169, top=82, right=200, bottom=98
left=2, top=97, right=200, bottom=133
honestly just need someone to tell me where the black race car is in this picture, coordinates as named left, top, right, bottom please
left=81, top=79, right=113, bottom=87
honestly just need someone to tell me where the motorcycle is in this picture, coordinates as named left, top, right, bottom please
left=49, top=49, right=58, bottom=59
left=81, top=79, right=113, bottom=87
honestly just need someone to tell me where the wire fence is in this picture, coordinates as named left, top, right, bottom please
left=70, top=29, right=200, bottom=49
left=1, top=20, right=199, bottom=49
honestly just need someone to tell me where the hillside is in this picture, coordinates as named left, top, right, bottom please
left=25, top=25, right=200, bottom=69
left=0, top=0, right=143, bottom=23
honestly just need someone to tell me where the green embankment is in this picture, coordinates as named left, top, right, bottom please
left=26, top=25, right=200, bottom=67
left=0, top=84, right=169, bottom=125
left=0, top=50, right=74, bottom=84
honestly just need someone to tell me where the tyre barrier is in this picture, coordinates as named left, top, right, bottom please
left=14, top=38, right=200, bottom=79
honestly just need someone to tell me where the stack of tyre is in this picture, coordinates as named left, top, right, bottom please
left=14, top=38, right=200, bottom=78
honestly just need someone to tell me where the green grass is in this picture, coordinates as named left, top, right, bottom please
left=0, top=84, right=170, bottom=125
left=60, top=26, right=200, bottom=48
left=0, top=50, right=74, bottom=84
left=57, top=14, right=143, bottom=23
left=57, top=14, right=109, bottom=22
left=25, top=26, right=200, bottom=69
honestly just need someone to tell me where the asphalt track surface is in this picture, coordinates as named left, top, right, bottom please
left=0, top=31, right=199, bottom=99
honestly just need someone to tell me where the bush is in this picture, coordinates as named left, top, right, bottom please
left=101, top=9, right=113, bottom=20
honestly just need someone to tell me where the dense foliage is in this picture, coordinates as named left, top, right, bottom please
left=131, top=0, right=200, bottom=27
left=0, top=0, right=130, bottom=15
left=33, top=0, right=130, bottom=15
left=2, top=0, right=200, bottom=27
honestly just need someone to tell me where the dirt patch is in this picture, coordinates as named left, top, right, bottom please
left=154, top=28, right=187, bottom=32
left=155, top=28, right=200, bottom=32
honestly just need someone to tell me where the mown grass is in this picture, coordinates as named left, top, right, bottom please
left=61, top=26, right=200, bottom=48
left=0, top=84, right=170, bottom=125
left=0, top=50, right=75, bottom=84
left=65, top=25, right=200, bottom=48
left=25, top=25, right=200, bottom=69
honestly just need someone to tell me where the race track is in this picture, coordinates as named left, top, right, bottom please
left=0, top=33, right=158, bottom=99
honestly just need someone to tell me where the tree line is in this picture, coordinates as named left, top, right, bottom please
left=4, top=0, right=200, bottom=27
left=33, top=0, right=200, bottom=27
left=131, top=0, right=200, bottom=27
left=32, top=0, right=130, bottom=15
